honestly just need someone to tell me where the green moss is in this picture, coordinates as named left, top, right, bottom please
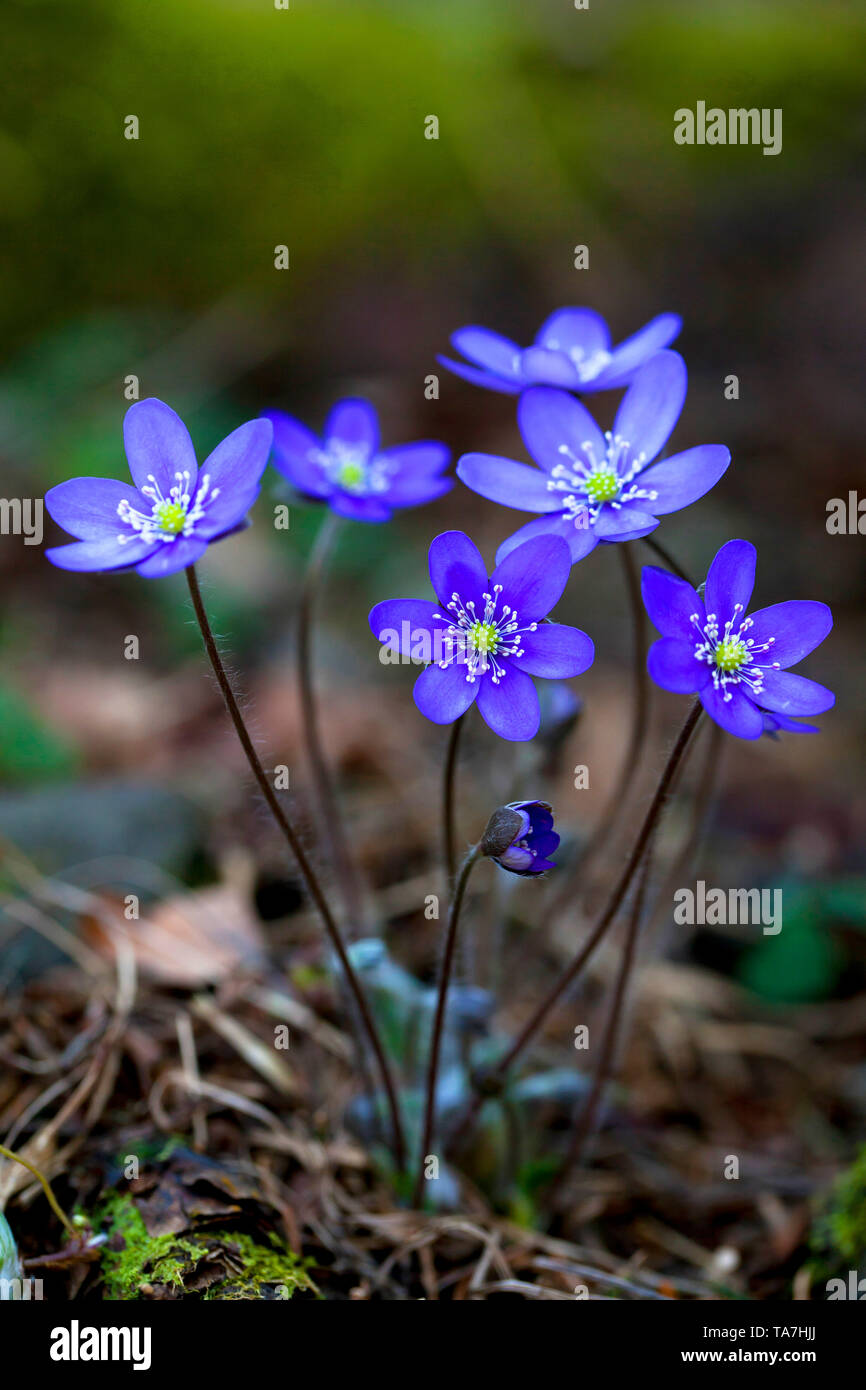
left=94, top=1191, right=314, bottom=1301
left=200, top=1231, right=314, bottom=1301
left=811, top=1146, right=866, bottom=1269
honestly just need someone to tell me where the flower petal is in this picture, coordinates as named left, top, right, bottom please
left=746, top=600, right=833, bottom=669
left=413, top=662, right=478, bottom=725
left=530, top=831, right=560, bottom=858
left=613, top=349, right=687, bottom=465
left=201, top=418, right=272, bottom=494
left=44, top=477, right=145, bottom=540
left=512, top=623, right=594, bottom=678
left=762, top=711, right=820, bottom=737
left=705, top=539, right=756, bottom=628
left=123, top=398, right=198, bottom=494
left=498, top=844, right=535, bottom=872
left=45, top=534, right=157, bottom=572
left=377, top=442, right=450, bottom=479
left=195, top=487, right=260, bottom=540
left=594, top=503, right=656, bottom=539
left=456, top=453, right=562, bottom=512
left=437, top=355, right=521, bottom=394
left=641, top=566, right=705, bottom=641
left=755, top=670, right=835, bottom=716
left=518, top=386, right=607, bottom=474
left=647, top=637, right=707, bottom=693
left=518, top=347, right=581, bottom=389
left=600, top=517, right=661, bottom=542
left=490, top=534, right=572, bottom=621
left=534, top=308, right=610, bottom=356
left=591, top=313, right=682, bottom=389
left=476, top=668, right=540, bottom=741
left=594, top=504, right=659, bottom=540
left=428, top=531, right=489, bottom=612
left=637, top=444, right=730, bottom=516
left=324, top=398, right=379, bottom=459
left=330, top=494, right=392, bottom=522
left=136, top=536, right=210, bottom=578
left=386, top=475, right=453, bottom=509
left=449, top=326, right=523, bottom=380
left=700, top=684, right=764, bottom=739
left=266, top=410, right=331, bottom=498
left=369, top=599, right=443, bottom=658
left=495, top=513, right=598, bottom=565
left=194, top=419, right=273, bottom=537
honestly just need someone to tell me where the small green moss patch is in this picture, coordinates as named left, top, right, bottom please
left=94, top=1191, right=314, bottom=1301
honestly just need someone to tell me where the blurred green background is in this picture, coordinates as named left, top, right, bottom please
left=1, top=0, right=864, bottom=1005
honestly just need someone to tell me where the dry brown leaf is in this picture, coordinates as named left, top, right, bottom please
left=84, top=885, right=267, bottom=987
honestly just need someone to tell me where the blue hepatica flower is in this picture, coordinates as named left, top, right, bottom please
left=369, top=530, right=594, bottom=741
left=492, top=800, right=560, bottom=876
left=44, top=398, right=272, bottom=579
left=264, top=397, right=451, bottom=522
left=642, top=539, right=834, bottom=740
left=458, top=350, right=731, bottom=564
left=439, top=306, right=681, bottom=395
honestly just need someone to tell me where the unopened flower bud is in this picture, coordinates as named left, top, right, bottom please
left=480, top=800, right=559, bottom=877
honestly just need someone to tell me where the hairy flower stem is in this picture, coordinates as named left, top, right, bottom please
left=414, top=842, right=482, bottom=1208
left=446, top=699, right=704, bottom=1158
left=185, top=565, right=406, bottom=1169
left=648, top=719, right=723, bottom=941
left=584, top=545, right=649, bottom=861
left=547, top=848, right=654, bottom=1204
left=298, top=511, right=367, bottom=932
left=548, top=539, right=697, bottom=924
left=442, top=714, right=466, bottom=889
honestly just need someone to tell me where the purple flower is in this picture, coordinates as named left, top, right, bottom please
left=490, top=800, right=559, bottom=876
left=642, top=539, right=834, bottom=740
left=369, top=530, right=594, bottom=741
left=439, top=307, right=681, bottom=395
left=264, top=397, right=451, bottom=522
left=458, top=351, right=730, bottom=564
left=44, top=398, right=272, bottom=579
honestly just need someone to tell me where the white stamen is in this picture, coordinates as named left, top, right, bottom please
left=432, top=583, right=538, bottom=684
left=691, top=603, right=779, bottom=702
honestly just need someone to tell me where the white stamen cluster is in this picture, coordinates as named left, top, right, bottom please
left=691, top=603, right=779, bottom=702
left=433, top=584, right=538, bottom=684
left=315, top=441, right=392, bottom=497
left=117, top=471, right=218, bottom=545
left=543, top=338, right=612, bottom=383
left=545, top=432, right=655, bottom=528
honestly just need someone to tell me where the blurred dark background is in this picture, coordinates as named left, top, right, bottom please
left=1, top=0, right=864, bottom=1010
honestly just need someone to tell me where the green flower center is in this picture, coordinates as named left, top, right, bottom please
left=468, top=620, right=499, bottom=655
left=714, top=636, right=749, bottom=672
left=154, top=500, right=188, bottom=535
left=583, top=467, right=621, bottom=504
left=336, top=459, right=367, bottom=493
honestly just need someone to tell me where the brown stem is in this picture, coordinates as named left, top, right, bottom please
left=548, top=845, right=654, bottom=1203
left=297, top=511, right=367, bottom=932
left=544, top=542, right=649, bottom=919
left=442, top=713, right=465, bottom=889
left=413, top=842, right=481, bottom=1207
left=446, top=699, right=704, bottom=1158
left=647, top=718, right=724, bottom=942
left=186, top=564, right=405, bottom=1169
